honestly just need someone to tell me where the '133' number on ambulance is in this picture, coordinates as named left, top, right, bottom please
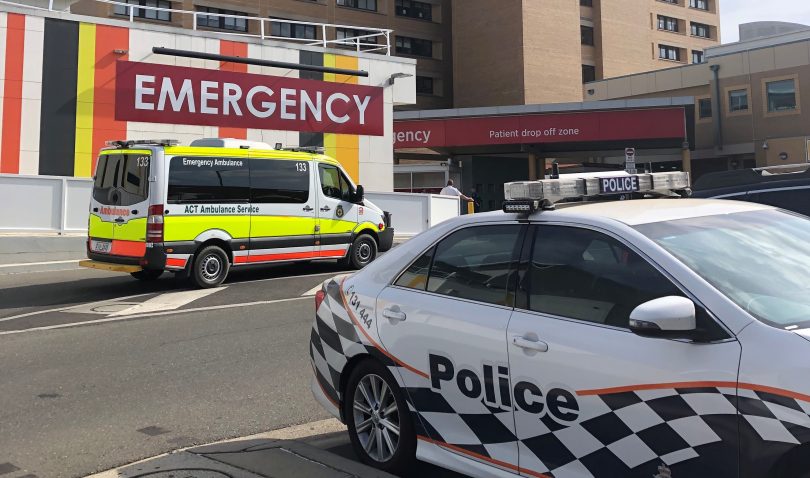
left=296, top=162, right=308, bottom=173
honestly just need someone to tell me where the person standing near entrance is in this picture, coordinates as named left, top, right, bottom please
left=440, top=180, right=473, bottom=213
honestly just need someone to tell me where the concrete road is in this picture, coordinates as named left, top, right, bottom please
left=0, top=263, right=345, bottom=478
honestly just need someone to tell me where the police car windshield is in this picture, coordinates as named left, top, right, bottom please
left=635, top=209, right=810, bottom=330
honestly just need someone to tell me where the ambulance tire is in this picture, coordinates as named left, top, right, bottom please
left=191, top=245, right=230, bottom=288
left=130, top=270, right=163, bottom=281
left=344, top=359, right=416, bottom=475
left=345, top=234, right=377, bottom=269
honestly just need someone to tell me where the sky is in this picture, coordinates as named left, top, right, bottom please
left=721, top=0, right=810, bottom=43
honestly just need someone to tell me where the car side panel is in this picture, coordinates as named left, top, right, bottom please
left=736, top=322, right=810, bottom=478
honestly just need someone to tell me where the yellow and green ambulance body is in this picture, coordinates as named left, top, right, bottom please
left=81, top=139, right=393, bottom=287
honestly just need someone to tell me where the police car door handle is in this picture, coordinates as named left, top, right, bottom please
left=382, top=307, right=406, bottom=322
left=321, top=206, right=331, bottom=212
left=303, top=205, right=314, bottom=212
left=512, top=336, right=549, bottom=353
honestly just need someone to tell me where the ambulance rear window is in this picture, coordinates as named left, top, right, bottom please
left=92, top=153, right=150, bottom=206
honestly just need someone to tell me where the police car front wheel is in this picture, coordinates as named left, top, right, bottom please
left=344, top=359, right=416, bottom=474
left=192, top=245, right=230, bottom=288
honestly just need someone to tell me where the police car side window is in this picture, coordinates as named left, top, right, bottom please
left=250, top=159, right=310, bottom=204
left=526, top=226, right=682, bottom=328
left=394, top=247, right=434, bottom=291
left=167, top=157, right=249, bottom=204
left=425, top=225, right=522, bottom=306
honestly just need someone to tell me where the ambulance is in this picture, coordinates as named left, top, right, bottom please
left=80, top=138, right=393, bottom=288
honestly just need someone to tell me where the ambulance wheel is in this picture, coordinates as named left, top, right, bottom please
left=130, top=270, right=163, bottom=281
left=191, top=245, right=230, bottom=288
left=344, top=359, right=416, bottom=474
left=346, top=235, right=377, bottom=269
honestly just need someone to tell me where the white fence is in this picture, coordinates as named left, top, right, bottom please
left=365, top=192, right=460, bottom=237
left=0, top=175, right=459, bottom=236
left=0, top=174, right=92, bottom=234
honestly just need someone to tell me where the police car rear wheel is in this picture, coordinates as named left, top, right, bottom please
left=348, top=235, right=377, bottom=269
left=345, top=360, right=415, bottom=474
left=192, top=245, right=230, bottom=288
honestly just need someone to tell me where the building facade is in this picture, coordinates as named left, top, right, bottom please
left=71, top=0, right=452, bottom=110
left=450, top=0, right=720, bottom=108
left=585, top=25, right=810, bottom=177
left=0, top=5, right=415, bottom=191
left=70, top=0, right=719, bottom=110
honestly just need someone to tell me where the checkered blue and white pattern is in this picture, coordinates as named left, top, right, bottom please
left=309, top=279, right=810, bottom=477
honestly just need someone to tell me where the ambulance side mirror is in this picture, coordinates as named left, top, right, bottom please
left=353, top=185, right=365, bottom=204
left=629, top=296, right=697, bottom=340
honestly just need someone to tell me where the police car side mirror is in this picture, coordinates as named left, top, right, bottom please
left=353, top=185, right=365, bottom=204
left=629, top=296, right=697, bottom=340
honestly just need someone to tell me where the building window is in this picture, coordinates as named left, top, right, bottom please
left=728, top=89, right=749, bottom=113
left=660, top=0, right=678, bottom=4
left=692, top=50, right=704, bottom=63
left=698, top=98, right=712, bottom=119
left=395, top=36, right=433, bottom=57
left=113, top=0, right=171, bottom=21
left=416, top=76, right=434, bottom=95
left=691, top=22, right=710, bottom=38
left=766, top=78, right=798, bottom=112
left=395, top=0, right=432, bottom=21
left=196, top=7, right=249, bottom=32
left=336, top=0, right=377, bottom=12
left=657, top=15, right=679, bottom=33
left=582, top=65, right=596, bottom=83
left=271, top=19, right=316, bottom=39
left=581, top=26, right=594, bottom=45
left=580, top=0, right=593, bottom=6
left=658, top=44, right=681, bottom=61
left=689, top=0, right=709, bottom=10
left=336, top=28, right=378, bottom=46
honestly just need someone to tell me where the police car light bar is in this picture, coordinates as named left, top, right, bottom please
left=503, top=171, right=690, bottom=213
left=105, top=139, right=180, bottom=148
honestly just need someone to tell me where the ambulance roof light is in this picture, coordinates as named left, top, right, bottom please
left=281, top=146, right=326, bottom=154
left=105, top=139, right=179, bottom=148
left=502, top=171, right=691, bottom=214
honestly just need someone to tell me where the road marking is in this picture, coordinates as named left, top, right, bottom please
left=0, top=271, right=337, bottom=325
left=301, top=284, right=322, bottom=297
left=109, top=288, right=223, bottom=317
left=0, top=296, right=310, bottom=335
left=0, top=259, right=80, bottom=268
left=0, top=293, right=155, bottom=323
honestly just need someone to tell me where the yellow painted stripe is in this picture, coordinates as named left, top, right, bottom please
left=74, top=23, right=96, bottom=178
left=323, top=55, right=361, bottom=183
left=335, top=55, right=359, bottom=85
left=324, top=133, right=338, bottom=165
left=323, top=53, right=336, bottom=83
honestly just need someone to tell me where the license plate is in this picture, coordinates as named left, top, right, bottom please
left=599, top=175, right=640, bottom=194
left=90, top=240, right=112, bottom=254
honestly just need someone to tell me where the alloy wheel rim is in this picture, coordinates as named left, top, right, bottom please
left=353, top=373, right=400, bottom=462
left=201, top=254, right=221, bottom=282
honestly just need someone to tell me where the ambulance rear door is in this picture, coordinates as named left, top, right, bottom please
left=89, top=149, right=151, bottom=260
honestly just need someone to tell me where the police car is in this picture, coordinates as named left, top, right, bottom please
left=309, top=170, right=810, bottom=478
